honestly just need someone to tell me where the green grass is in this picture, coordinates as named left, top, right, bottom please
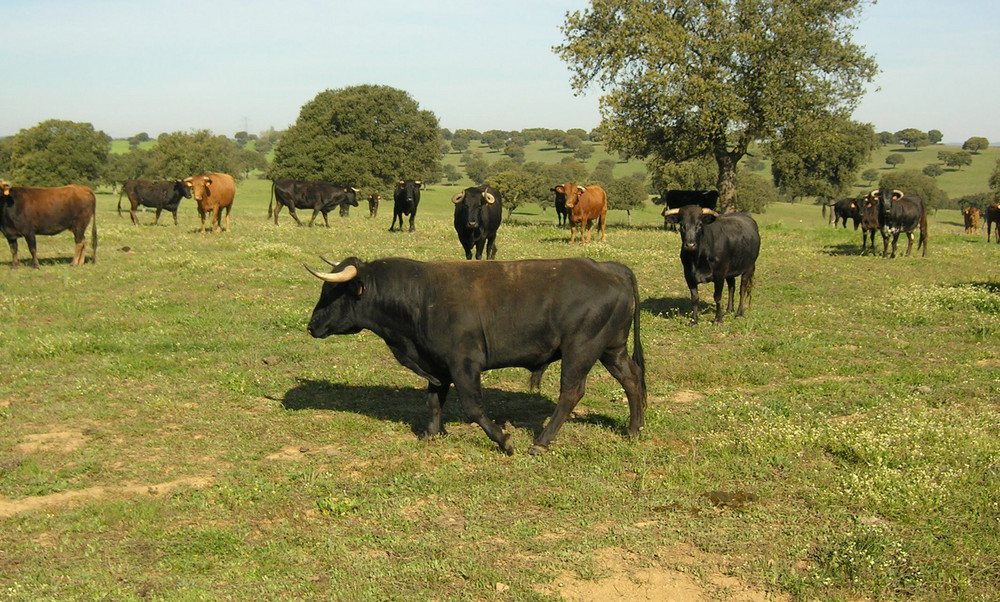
left=1, top=182, right=999, bottom=600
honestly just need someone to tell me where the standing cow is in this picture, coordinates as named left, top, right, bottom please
left=452, top=185, right=503, bottom=260
left=549, top=186, right=570, bottom=226
left=305, top=256, right=646, bottom=455
left=0, top=182, right=97, bottom=268
left=390, top=179, right=421, bottom=232
left=832, top=197, right=862, bottom=230
left=368, top=193, right=380, bottom=218
left=868, top=188, right=927, bottom=258
left=184, top=173, right=236, bottom=233
left=963, top=207, right=981, bottom=235
left=986, top=203, right=1000, bottom=243
left=663, top=205, right=760, bottom=325
left=559, top=182, right=607, bottom=244
left=118, top=179, right=191, bottom=226
left=859, top=194, right=884, bottom=255
left=268, top=179, right=358, bottom=227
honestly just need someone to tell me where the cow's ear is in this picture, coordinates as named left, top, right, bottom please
left=554, top=186, right=564, bottom=194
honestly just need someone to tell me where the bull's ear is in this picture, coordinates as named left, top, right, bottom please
left=554, top=186, right=564, bottom=194
left=204, top=178, right=213, bottom=188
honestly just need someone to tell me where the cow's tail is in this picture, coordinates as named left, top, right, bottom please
left=91, top=194, right=98, bottom=264
left=117, top=186, right=124, bottom=218
left=629, top=270, right=647, bottom=405
left=268, top=181, right=274, bottom=218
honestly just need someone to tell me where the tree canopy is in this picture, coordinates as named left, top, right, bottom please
left=769, top=115, right=876, bottom=199
left=2, top=119, right=110, bottom=187
left=270, top=85, right=441, bottom=190
left=556, top=0, right=877, bottom=212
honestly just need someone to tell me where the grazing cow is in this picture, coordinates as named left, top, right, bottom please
left=660, top=190, right=719, bottom=230
left=367, top=193, right=380, bottom=218
left=549, top=186, right=570, bottom=226
left=963, top=207, right=981, bottom=235
left=452, top=185, right=503, bottom=260
left=986, top=203, right=1000, bottom=243
left=117, top=179, right=191, bottom=226
left=268, top=179, right=358, bottom=227
left=560, top=182, right=607, bottom=243
left=663, top=205, right=760, bottom=325
left=868, top=188, right=928, bottom=258
left=859, top=194, right=884, bottom=255
left=305, top=256, right=646, bottom=455
left=0, top=182, right=97, bottom=268
left=184, top=173, right=236, bottom=233
left=832, top=197, right=862, bottom=230
left=390, top=179, right=421, bottom=232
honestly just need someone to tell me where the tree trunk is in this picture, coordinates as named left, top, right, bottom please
left=715, top=152, right=739, bottom=213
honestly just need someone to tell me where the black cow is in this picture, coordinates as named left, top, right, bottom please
left=268, top=179, right=359, bottom=227
left=305, top=256, right=646, bottom=455
left=663, top=205, right=760, bottom=325
left=368, top=194, right=380, bottom=218
left=1, top=182, right=97, bottom=268
left=868, top=188, right=928, bottom=258
left=390, top=179, right=421, bottom=232
left=858, top=194, right=884, bottom=255
left=117, top=179, right=192, bottom=226
left=986, top=203, right=1000, bottom=243
left=452, top=185, right=503, bottom=260
left=660, top=190, right=719, bottom=230
left=832, top=197, right=862, bottom=230
left=549, top=186, right=570, bottom=226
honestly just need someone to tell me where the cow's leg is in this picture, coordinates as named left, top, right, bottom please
left=273, top=204, right=281, bottom=225
left=568, top=223, right=577, bottom=244
left=904, top=232, right=914, bottom=256
left=890, top=233, right=900, bottom=258
left=153, top=208, right=162, bottom=225
left=289, top=207, right=303, bottom=226
left=474, top=239, right=485, bottom=260
left=389, top=212, right=399, bottom=232
left=712, top=276, right=726, bottom=324
left=71, top=229, right=86, bottom=266
left=688, top=284, right=700, bottom=325
left=322, top=211, right=330, bottom=228
left=308, top=209, right=319, bottom=227
left=600, top=346, right=646, bottom=438
left=25, top=234, right=40, bottom=269
left=408, top=211, right=416, bottom=232
left=199, top=210, right=208, bottom=234
left=583, top=218, right=592, bottom=243
left=736, top=268, right=754, bottom=317
left=210, top=207, right=221, bottom=233
left=598, top=214, right=607, bottom=242
left=171, top=210, right=179, bottom=226
left=881, top=230, right=890, bottom=257
left=486, top=236, right=497, bottom=260
left=425, top=380, right=451, bottom=438
left=129, top=206, right=140, bottom=226
left=725, top=275, right=737, bottom=313
left=6, top=237, right=19, bottom=268
left=452, top=368, right=512, bottom=455
left=530, top=361, right=590, bottom=454
left=223, top=207, right=231, bottom=233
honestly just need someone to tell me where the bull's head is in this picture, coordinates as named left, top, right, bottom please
left=183, top=175, right=212, bottom=201
left=562, top=183, right=585, bottom=209
left=662, top=205, right=720, bottom=252
left=305, top=257, right=365, bottom=338
left=452, top=188, right=496, bottom=229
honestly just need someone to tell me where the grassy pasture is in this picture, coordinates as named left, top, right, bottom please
left=1, top=180, right=1000, bottom=601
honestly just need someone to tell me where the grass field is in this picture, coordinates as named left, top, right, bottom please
left=2, top=181, right=999, bottom=600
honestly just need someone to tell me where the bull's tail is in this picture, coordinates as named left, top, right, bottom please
left=268, top=181, right=274, bottom=218
left=117, top=186, right=124, bottom=218
left=629, top=271, right=647, bottom=404
left=91, top=195, right=98, bottom=264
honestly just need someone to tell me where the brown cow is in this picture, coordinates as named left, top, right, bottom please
left=963, top=207, right=980, bottom=235
left=558, top=182, right=607, bottom=244
left=183, top=173, right=235, bottom=233
left=0, top=181, right=97, bottom=268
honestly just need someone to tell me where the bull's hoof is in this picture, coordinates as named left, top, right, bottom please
left=527, top=444, right=548, bottom=455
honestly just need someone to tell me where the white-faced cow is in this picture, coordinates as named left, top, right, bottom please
left=663, top=205, right=760, bottom=325
left=560, top=182, right=607, bottom=244
left=268, top=179, right=358, bottom=227
left=452, top=185, right=503, bottom=260
left=1, top=181, right=97, bottom=268
left=867, top=188, right=928, bottom=258
left=305, top=256, right=646, bottom=455
left=390, top=180, right=421, bottom=232
left=184, top=173, right=236, bottom=233
left=117, top=179, right=191, bottom=226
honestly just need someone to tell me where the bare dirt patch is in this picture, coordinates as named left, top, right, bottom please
left=14, top=430, right=87, bottom=454
left=0, top=476, right=214, bottom=519
left=535, top=544, right=787, bottom=601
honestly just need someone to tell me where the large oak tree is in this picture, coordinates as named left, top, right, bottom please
left=556, top=0, right=878, bottom=212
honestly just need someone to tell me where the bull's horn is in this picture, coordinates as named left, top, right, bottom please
left=869, top=189, right=879, bottom=198
left=304, top=263, right=358, bottom=283
left=414, top=181, right=422, bottom=185
left=484, top=192, right=495, bottom=204
left=578, top=186, right=586, bottom=193
left=319, top=256, right=339, bottom=267
left=892, top=189, right=904, bottom=199
left=662, top=208, right=681, bottom=217
left=351, top=187, right=359, bottom=193
left=701, top=208, right=720, bottom=217
left=451, top=192, right=464, bottom=204
left=398, top=180, right=405, bottom=184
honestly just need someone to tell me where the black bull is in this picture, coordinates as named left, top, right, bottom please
left=269, top=179, right=358, bottom=227
left=390, top=179, right=421, bottom=232
left=870, top=188, right=928, bottom=258
left=117, top=179, right=192, bottom=226
left=305, top=257, right=647, bottom=455
left=452, top=185, right=502, bottom=260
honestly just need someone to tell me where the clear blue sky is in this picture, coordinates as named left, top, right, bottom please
left=3, top=0, right=997, bottom=144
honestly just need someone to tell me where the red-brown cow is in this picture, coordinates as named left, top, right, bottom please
left=558, top=182, right=607, bottom=244
left=963, top=207, right=980, bottom=235
left=184, top=173, right=235, bottom=233
left=0, top=181, right=97, bottom=268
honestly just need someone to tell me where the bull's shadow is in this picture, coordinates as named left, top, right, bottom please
left=280, top=378, right=626, bottom=440
left=823, top=242, right=867, bottom=256
left=641, top=296, right=691, bottom=320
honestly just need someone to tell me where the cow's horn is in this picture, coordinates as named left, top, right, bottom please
left=869, top=189, right=879, bottom=198
left=484, top=192, right=495, bottom=204
left=305, top=263, right=358, bottom=283
left=451, top=192, right=464, bottom=204
left=351, top=187, right=359, bottom=193
left=662, top=208, right=681, bottom=217
left=319, top=256, right=339, bottom=267
left=892, top=189, right=904, bottom=199
left=578, top=186, right=586, bottom=193
left=701, top=208, right=720, bottom=217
